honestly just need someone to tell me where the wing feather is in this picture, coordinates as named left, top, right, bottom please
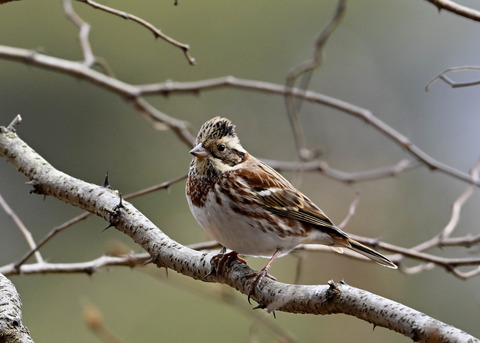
left=237, top=156, right=348, bottom=239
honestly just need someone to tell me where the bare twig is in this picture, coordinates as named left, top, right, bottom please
left=13, top=212, right=90, bottom=269
left=401, top=158, right=480, bottom=255
left=426, top=66, right=480, bottom=90
left=426, top=0, right=480, bottom=22
left=131, top=97, right=195, bottom=146
left=437, top=234, right=480, bottom=248
left=338, top=191, right=360, bottom=229
left=63, top=0, right=95, bottom=66
left=284, top=0, right=347, bottom=160
left=263, top=158, right=420, bottom=183
left=7, top=114, right=22, bottom=131
left=0, top=194, right=43, bottom=264
left=440, top=158, right=480, bottom=239
left=440, top=184, right=476, bottom=239
left=75, top=0, right=195, bottom=65
left=400, top=262, right=436, bottom=275
left=63, top=0, right=116, bottom=76
left=2, top=254, right=150, bottom=276
left=349, top=235, right=480, bottom=279
left=123, top=174, right=187, bottom=200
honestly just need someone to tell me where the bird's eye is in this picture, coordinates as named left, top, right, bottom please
left=217, top=144, right=226, bottom=152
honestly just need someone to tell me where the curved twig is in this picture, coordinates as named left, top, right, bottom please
left=284, top=0, right=347, bottom=159
left=426, top=66, right=480, bottom=90
left=0, top=194, right=44, bottom=264
left=75, top=0, right=195, bottom=65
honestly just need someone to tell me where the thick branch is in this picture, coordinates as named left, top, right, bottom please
left=1, top=123, right=479, bottom=342
left=0, top=274, right=34, bottom=343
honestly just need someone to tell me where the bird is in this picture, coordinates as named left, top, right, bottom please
left=186, top=116, right=397, bottom=300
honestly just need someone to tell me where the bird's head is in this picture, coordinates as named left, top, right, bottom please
left=190, top=117, right=247, bottom=175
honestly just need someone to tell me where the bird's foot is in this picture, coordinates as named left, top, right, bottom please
left=205, top=250, right=246, bottom=279
left=215, top=250, right=247, bottom=274
left=245, top=268, right=276, bottom=304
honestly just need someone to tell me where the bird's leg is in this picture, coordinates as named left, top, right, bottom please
left=211, top=246, right=227, bottom=260
left=246, top=249, right=282, bottom=304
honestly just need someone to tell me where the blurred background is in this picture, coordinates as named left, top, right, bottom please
left=1, top=0, right=480, bottom=342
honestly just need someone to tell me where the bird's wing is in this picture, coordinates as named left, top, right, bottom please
left=237, top=158, right=348, bottom=238
left=256, top=187, right=338, bottom=229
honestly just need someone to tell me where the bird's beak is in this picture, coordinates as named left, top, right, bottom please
left=190, top=143, right=209, bottom=158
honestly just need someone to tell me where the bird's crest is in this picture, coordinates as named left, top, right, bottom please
left=196, top=117, right=236, bottom=143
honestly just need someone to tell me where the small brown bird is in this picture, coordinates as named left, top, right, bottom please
left=186, top=117, right=397, bottom=298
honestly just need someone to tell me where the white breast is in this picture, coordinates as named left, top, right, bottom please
left=187, top=183, right=306, bottom=258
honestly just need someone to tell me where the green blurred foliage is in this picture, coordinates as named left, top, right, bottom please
left=1, top=0, right=479, bottom=342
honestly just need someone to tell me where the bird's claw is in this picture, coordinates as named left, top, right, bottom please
left=245, top=269, right=276, bottom=304
left=204, top=250, right=246, bottom=280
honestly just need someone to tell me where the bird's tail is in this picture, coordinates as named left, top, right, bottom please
left=345, top=237, right=397, bottom=269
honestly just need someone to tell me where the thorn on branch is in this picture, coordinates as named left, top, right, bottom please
left=26, top=179, right=43, bottom=195
left=143, top=254, right=168, bottom=272
left=326, top=279, right=340, bottom=301
left=327, top=279, right=337, bottom=289
left=7, top=114, right=22, bottom=131
left=85, top=266, right=95, bottom=276
left=252, top=302, right=276, bottom=318
left=103, top=192, right=124, bottom=231
left=253, top=303, right=266, bottom=310
left=444, top=263, right=456, bottom=274
left=120, top=12, right=130, bottom=20
left=103, top=172, right=111, bottom=189
left=102, top=222, right=114, bottom=232
left=203, top=264, right=217, bottom=280
left=26, top=49, right=37, bottom=63
left=143, top=255, right=157, bottom=265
